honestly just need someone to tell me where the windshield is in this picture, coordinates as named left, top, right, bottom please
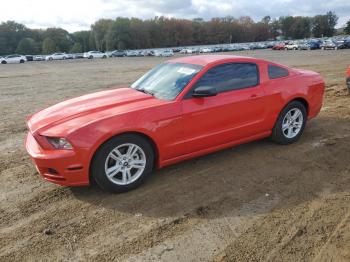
left=131, top=62, right=202, bottom=100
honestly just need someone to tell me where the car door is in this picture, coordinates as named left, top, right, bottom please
left=181, top=62, right=267, bottom=154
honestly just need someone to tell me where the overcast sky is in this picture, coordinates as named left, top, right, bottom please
left=1, top=0, right=350, bottom=32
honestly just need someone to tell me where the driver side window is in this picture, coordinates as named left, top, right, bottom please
left=187, top=63, right=259, bottom=98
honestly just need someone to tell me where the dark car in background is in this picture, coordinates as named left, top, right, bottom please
left=25, top=55, right=33, bottom=61
left=298, top=40, right=320, bottom=50
left=320, top=40, right=345, bottom=50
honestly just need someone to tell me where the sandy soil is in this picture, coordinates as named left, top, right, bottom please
left=0, top=50, right=349, bottom=262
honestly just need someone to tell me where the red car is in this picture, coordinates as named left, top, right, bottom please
left=272, top=43, right=285, bottom=50
left=25, top=55, right=324, bottom=192
left=347, top=66, right=350, bottom=92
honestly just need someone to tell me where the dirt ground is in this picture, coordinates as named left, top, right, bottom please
left=0, top=50, right=349, bottom=262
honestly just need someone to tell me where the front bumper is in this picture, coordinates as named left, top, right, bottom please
left=25, top=132, right=90, bottom=186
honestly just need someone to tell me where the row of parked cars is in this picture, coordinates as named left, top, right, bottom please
left=272, top=37, right=350, bottom=50
left=0, top=49, right=176, bottom=64
left=1, top=36, right=349, bottom=64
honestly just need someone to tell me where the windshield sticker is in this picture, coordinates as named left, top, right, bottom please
left=177, top=68, right=196, bottom=75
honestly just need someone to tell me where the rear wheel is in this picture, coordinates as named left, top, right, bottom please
left=91, top=134, right=154, bottom=193
left=20, top=60, right=24, bottom=63
left=271, top=101, right=307, bottom=144
left=89, top=55, right=93, bottom=59
left=2, top=61, right=7, bottom=64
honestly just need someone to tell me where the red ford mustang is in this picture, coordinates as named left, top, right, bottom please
left=25, top=55, right=324, bottom=192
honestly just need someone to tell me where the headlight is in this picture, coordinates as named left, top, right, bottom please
left=46, top=137, right=73, bottom=150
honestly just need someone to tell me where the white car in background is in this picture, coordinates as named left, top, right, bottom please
left=1, top=54, right=27, bottom=64
left=155, top=50, right=174, bottom=57
left=284, top=42, right=299, bottom=50
left=83, top=51, right=107, bottom=59
left=180, top=48, right=193, bottom=54
left=33, top=55, right=45, bottom=61
left=45, top=53, right=68, bottom=61
left=200, top=47, right=212, bottom=53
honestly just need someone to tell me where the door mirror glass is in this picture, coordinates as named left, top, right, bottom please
left=192, top=86, right=217, bottom=97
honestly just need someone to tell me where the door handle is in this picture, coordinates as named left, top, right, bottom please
left=250, top=94, right=258, bottom=98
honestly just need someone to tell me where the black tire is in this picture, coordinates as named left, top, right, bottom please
left=1, top=61, right=7, bottom=64
left=20, top=60, right=24, bottom=63
left=89, top=55, right=93, bottom=59
left=49, top=57, right=53, bottom=61
left=91, top=134, right=154, bottom=193
left=270, top=101, right=307, bottom=145
left=102, top=55, right=107, bottom=58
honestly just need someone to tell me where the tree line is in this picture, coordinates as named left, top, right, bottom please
left=0, top=11, right=344, bottom=56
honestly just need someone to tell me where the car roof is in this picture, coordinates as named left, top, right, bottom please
left=168, top=55, right=264, bottom=66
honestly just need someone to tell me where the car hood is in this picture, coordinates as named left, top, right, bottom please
left=27, top=87, right=154, bottom=134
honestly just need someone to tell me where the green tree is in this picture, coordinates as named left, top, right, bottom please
left=345, top=20, right=350, bottom=34
left=0, top=21, right=28, bottom=55
left=312, top=11, right=338, bottom=37
left=106, top=18, right=132, bottom=50
left=72, top=30, right=91, bottom=52
left=42, top=28, right=73, bottom=52
left=15, top=37, right=38, bottom=54
left=91, top=19, right=113, bottom=51
left=70, top=42, right=83, bottom=53
left=42, top=37, right=57, bottom=54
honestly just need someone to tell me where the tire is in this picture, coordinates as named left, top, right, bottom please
left=102, top=55, right=107, bottom=58
left=63, top=56, right=66, bottom=60
left=20, top=60, right=24, bottom=63
left=89, top=55, right=93, bottom=59
left=49, top=57, right=53, bottom=61
left=321, top=47, right=325, bottom=50
left=91, top=134, right=155, bottom=193
left=270, top=101, right=307, bottom=145
left=2, top=61, right=7, bottom=64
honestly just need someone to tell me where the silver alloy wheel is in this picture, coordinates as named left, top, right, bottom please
left=104, top=143, right=146, bottom=185
left=282, top=108, right=304, bottom=139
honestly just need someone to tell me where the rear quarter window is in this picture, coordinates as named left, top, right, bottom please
left=268, top=65, right=289, bottom=79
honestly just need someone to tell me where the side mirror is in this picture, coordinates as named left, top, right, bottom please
left=192, top=86, right=217, bottom=98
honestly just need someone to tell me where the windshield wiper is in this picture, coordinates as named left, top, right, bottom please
left=135, top=88, right=155, bottom=96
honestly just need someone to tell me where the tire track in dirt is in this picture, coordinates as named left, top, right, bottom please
left=214, top=191, right=350, bottom=262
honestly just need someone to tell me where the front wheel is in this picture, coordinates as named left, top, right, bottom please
left=91, top=134, right=154, bottom=193
left=271, top=101, right=307, bottom=145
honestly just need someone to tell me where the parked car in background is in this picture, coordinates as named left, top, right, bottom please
left=272, top=43, right=285, bottom=50
left=25, top=55, right=325, bottom=192
left=46, top=53, right=68, bottom=61
left=126, top=50, right=139, bottom=57
left=1, top=54, right=27, bottom=64
left=284, top=42, right=299, bottom=50
left=33, top=55, right=45, bottom=61
left=180, top=48, right=193, bottom=54
left=298, top=41, right=320, bottom=50
left=83, top=51, right=107, bottom=59
left=320, top=40, right=342, bottom=50
left=155, top=50, right=174, bottom=57
left=25, top=55, right=33, bottom=61
left=111, top=50, right=127, bottom=57
left=65, top=54, right=74, bottom=59
left=200, top=47, right=213, bottom=53
left=72, top=53, right=84, bottom=59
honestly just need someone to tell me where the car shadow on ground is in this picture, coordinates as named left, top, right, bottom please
left=70, top=117, right=350, bottom=219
